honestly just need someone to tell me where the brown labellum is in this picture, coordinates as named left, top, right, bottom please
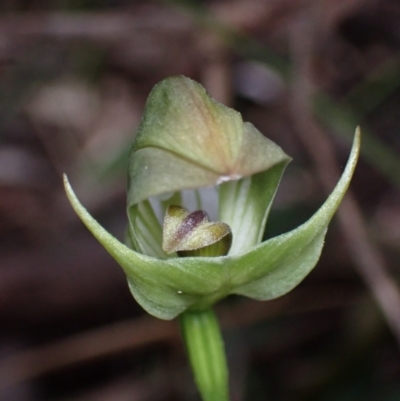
left=162, top=205, right=232, bottom=257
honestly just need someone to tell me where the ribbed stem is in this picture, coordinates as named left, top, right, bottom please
left=179, top=309, right=229, bottom=401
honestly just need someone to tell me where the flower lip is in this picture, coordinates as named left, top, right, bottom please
left=176, top=210, right=209, bottom=244
left=162, top=205, right=232, bottom=255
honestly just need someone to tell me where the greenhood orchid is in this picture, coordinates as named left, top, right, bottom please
left=64, top=76, right=360, bottom=321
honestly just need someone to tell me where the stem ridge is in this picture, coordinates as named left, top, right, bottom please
left=180, top=309, right=229, bottom=401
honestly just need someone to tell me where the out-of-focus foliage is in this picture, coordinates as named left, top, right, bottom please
left=0, top=1, right=399, bottom=401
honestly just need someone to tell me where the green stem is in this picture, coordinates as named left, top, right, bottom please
left=179, top=308, right=229, bottom=401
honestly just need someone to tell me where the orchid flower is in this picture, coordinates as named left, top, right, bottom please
left=64, top=76, right=360, bottom=321
left=64, top=76, right=359, bottom=401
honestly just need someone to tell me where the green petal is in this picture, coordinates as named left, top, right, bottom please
left=128, top=77, right=290, bottom=204
left=64, top=175, right=225, bottom=320
left=127, top=76, right=290, bottom=255
left=219, top=163, right=290, bottom=255
left=128, top=76, right=243, bottom=206
left=229, top=128, right=361, bottom=299
left=219, top=122, right=291, bottom=255
left=128, top=200, right=166, bottom=258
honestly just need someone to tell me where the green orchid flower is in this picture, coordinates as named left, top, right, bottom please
left=64, top=76, right=360, bottom=321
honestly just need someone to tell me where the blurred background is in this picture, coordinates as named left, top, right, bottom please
left=1, top=0, right=400, bottom=400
